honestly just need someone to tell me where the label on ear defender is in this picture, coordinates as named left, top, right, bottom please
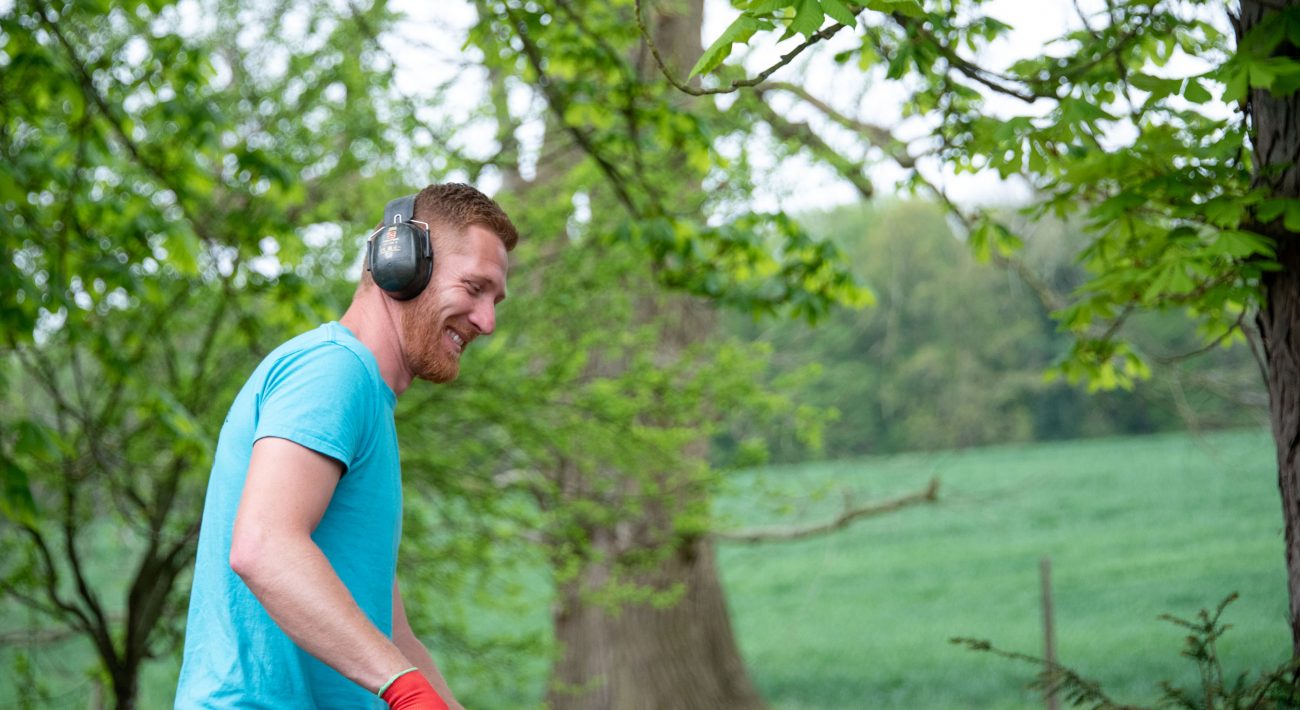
left=379, top=226, right=402, bottom=257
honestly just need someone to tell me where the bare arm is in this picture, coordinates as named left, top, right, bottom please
left=229, top=436, right=411, bottom=694
left=393, top=579, right=464, bottom=710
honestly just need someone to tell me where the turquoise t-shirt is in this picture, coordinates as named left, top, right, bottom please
left=175, top=322, right=401, bottom=709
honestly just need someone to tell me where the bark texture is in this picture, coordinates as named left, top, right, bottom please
left=1264, top=236, right=1300, bottom=659
left=1240, top=0, right=1300, bottom=658
left=548, top=520, right=766, bottom=710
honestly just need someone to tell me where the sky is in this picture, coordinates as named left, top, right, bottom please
left=701, top=0, right=1075, bottom=211
left=389, top=0, right=1150, bottom=214
left=2, top=0, right=1227, bottom=215
left=689, top=0, right=1223, bottom=213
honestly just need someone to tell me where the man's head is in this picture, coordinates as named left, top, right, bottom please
left=362, top=183, right=519, bottom=383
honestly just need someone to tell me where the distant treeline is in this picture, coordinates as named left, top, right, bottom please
left=725, top=200, right=1266, bottom=462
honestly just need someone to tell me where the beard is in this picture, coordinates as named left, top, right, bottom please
left=399, top=294, right=460, bottom=383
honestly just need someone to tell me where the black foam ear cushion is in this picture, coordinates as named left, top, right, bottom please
left=370, top=221, right=432, bottom=301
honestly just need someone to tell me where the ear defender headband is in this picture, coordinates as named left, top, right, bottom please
left=367, top=195, right=433, bottom=301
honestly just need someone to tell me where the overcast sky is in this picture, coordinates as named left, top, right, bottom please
left=3, top=0, right=1226, bottom=215
left=391, top=0, right=1146, bottom=213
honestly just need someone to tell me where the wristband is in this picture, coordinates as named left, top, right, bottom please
left=377, top=667, right=418, bottom=697
left=380, top=669, right=450, bottom=710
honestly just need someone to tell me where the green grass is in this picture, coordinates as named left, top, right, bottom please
left=716, top=428, right=1287, bottom=709
left=2, top=429, right=1288, bottom=708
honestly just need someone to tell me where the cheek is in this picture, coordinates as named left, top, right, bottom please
left=402, top=296, right=440, bottom=342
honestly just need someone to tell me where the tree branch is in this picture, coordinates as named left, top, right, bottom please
left=61, top=478, right=116, bottom=668
left=504, top=4, right=642, bottom=216
left=886, top=13, right=1044, bottom=104
left=34, top=1, right=219, bottom=246
left=16, top=525, right=92, bottom=634
left=905, top=171, right=1071, bottom=315
left=757, top=81, right=917, bottom=169
left=1153, top=310, right=1250, bottom=365
left=635, top=0, right=858, bottom=96
left=0, top=617, right=120, bottom=646
left=749, top=94, right=875, bottom=198
left=715, top=478, right=938, bottom=544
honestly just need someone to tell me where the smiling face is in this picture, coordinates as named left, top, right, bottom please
left=399, top=224, right=509, bottom=383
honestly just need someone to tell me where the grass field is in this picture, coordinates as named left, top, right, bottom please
left=1, top=428, right=1288, bottom=708
left=716, top=427, right=1287, bottom=709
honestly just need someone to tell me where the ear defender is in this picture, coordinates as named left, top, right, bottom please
left=367, top=195, right=433, bottom=301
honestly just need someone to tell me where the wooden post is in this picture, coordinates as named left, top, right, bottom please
left=1041, top=556, right=1059, bottom=710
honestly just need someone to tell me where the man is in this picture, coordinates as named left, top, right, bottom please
left=175, top=183, right=519, bottom=709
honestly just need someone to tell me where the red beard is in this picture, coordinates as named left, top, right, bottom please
left=399, top=294, right=461, bottom=383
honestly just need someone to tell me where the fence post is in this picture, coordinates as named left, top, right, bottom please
left=1041, top=556, right=1059, bottom=710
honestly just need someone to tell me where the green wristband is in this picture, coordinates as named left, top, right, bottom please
left=377, top=667, right=419, bottom=697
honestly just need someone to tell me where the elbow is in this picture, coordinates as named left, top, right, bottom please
left=228, top=523, right=268, bottom=582
left=229, top=522, right=310, bottom=587
left=228, top=535, right=253, bottom=581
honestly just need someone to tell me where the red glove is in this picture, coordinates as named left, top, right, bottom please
left=380, top=670, right=451, bottom=710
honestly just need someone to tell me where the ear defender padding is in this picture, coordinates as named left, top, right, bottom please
left=367, top=195, right=433, bottom=301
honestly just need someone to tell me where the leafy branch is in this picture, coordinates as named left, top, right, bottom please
left=634, top=0, right=860, bottom=96
left=953, top=594, right=1300, bottom=710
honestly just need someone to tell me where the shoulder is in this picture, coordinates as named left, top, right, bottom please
left=252, top=327, right=387, bottom=467
left=262, top=325, right=377, bottom=397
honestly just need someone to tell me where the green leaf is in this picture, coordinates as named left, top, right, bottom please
left=969, top=219, right=993, bottom=263
left=167, top=229, right=201, bottom=275
left=1286, top=202, right=1300, bottom=233
left=865, top=0, right=925, bottom=19
left=818, top=0, right=857, bottom=27
left=690, top=14, right=761, bottom=78
left=1258, top=198, right=1289, bottom=223
left=1202, top=197, right=1244, bottom=228
left=1274, top=68, right=1300, bottom=96
left=1249, top=59, right=1279, bottom=91
left=1216, top=230, right=1275, bottom=259
left=0, top=453, right=38, bottom=527
left=1129, top=73, right=1180, bottom=98
left=1142, top=263, right=1175, bottom=303
left=1215, top=57, right=1250, bottom=102
left=1182, top=78, right=1212, bottom=103
left=745, top=0, right=791, bottom=13
left=788, top=0, right=825, bottom=39
left=990, top=221, right=1023, bottom=256
left=14, top=421, right=59, bottom=462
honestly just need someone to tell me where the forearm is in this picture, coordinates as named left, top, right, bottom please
left=233, top=534, right=410, bottom=694
left=393, top=631, right=461, bottom=709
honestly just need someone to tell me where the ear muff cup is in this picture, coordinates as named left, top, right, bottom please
left=368, top=195, right=433, bottom=301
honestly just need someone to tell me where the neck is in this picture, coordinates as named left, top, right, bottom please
left=339, top=288, right=414, bottom=397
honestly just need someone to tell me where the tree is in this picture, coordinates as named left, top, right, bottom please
left=645, top=0, right=1300, bottom=656
left=735, top=199, right=1262, bottom=461
left=0, top=0, right=417, bottom=705
left=386, top=2, right=972, bottom=707
left=451, top=3, right=882, bottom=707
left=2, top=1, right=896, bottom=707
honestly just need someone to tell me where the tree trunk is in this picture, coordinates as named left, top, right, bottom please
left=111, top=670, right=137, bottom=710
left=1264, top=238, right=1300, bottom=659
left=1241, top=0, right=1300, bottom=658
left=543, top=296, right=768, bottom=710
left=545, top=298, right=766, bottom=709
left=541, top=2, right=768, bottom=707
left=549, top=533, right=766, bottom=710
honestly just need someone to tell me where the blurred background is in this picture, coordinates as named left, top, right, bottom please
left=1, top=0, right=1291, bottom=708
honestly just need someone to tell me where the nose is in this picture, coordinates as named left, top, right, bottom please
left=469, top=300, right=496, bottom=336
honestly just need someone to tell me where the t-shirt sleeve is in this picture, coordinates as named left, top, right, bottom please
left=253, top=343, right=374, bottom=472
